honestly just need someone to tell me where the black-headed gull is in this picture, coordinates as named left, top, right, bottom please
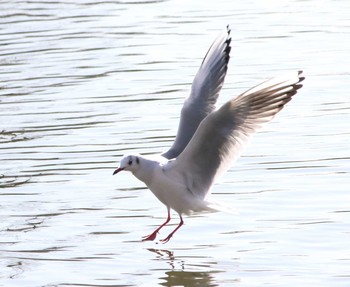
left=114, top=26, right=305, bottom=243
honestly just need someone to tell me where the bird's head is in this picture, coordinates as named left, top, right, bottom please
left=113, top=154, right=141, bottom=175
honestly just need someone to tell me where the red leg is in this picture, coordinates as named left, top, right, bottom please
left=160, top=214, right=184, bottom=243
left=142, top=208, right=171, bottom=241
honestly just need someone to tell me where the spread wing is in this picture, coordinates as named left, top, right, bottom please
left=162, top=26, right=231, bottom=159
left=166, top=71, right=305, bottom=199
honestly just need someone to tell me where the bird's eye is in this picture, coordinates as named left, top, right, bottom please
left=128, top=160, right=132, bottom=165
left=136, top=157, right=140, bottom=164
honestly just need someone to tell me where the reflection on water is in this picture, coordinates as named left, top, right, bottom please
left=149, top=248, right=223, bottom=287
left=161, top=270, right=220, bottom=287
left=1, top=0, right=350, bottom=286
left=149, top=248, right=180, bottom=269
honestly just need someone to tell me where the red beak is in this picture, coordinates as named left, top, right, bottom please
left=113, top=167, right=125, bottom=175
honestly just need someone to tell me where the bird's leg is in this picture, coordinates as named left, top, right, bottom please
left=160, top=215, right=184, bottom=243
left=142, top=208, right=171, bottom=241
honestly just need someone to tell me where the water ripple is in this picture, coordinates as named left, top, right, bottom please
left=1, top=0, right=350, bottom=286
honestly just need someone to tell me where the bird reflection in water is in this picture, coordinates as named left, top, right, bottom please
left=147, top=248, right=221, bottom=287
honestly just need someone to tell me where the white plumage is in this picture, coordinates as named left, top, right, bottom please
left=114, top=26, right=305, bottom=243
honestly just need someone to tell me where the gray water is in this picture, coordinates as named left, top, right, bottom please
left=1, top=0, right=349, bottom=286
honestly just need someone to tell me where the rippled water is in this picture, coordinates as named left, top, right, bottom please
left=1, top=0, right=349, bottom=286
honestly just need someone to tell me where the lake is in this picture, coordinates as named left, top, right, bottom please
left=1, top=0, right=349, bottom=286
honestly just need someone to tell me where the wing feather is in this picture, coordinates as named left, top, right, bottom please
left=162, top=26, right=231, bottom=159
left=167, top=71, right=305, bottom=199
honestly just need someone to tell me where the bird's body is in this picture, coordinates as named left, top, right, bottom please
left=131, top=156, right=215, bottom=214
left=114, top=26, right=305, bottom=243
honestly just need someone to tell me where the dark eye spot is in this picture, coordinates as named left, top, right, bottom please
left=128, top=160, right=132, bottom=165
left=136, top=157, right=140, bottom=164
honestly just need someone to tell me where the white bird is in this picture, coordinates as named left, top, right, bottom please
left=113, top=26, right=305, bottom=243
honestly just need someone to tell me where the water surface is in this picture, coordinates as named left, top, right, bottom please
left=1, top=0, right=349, bottom=286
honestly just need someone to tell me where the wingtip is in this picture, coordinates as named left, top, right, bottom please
left=225, top=25, right=232, bottom=64
left=226, top=25, right=231, bottom=43
left=298, top=70, right=305, bottom=83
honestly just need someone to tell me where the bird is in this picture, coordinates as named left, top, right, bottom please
left=113, top=26, right=305, bottom=243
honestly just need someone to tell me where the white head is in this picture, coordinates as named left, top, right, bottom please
left=113, top=154, right=141, bottom=175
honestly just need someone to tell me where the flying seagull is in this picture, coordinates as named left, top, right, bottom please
left=113, top=26, right=305, bottom=243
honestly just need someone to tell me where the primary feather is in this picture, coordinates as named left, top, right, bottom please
left=162, top=26, right=231, bottom=159
left=166, top=71, right=305, bottom=200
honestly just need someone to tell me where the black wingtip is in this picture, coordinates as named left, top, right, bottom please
left=226, top=25, right=231, bottom=43
left=297, top=70, right=305, bottom=83
left=224, top=25, right=232, bottom=64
